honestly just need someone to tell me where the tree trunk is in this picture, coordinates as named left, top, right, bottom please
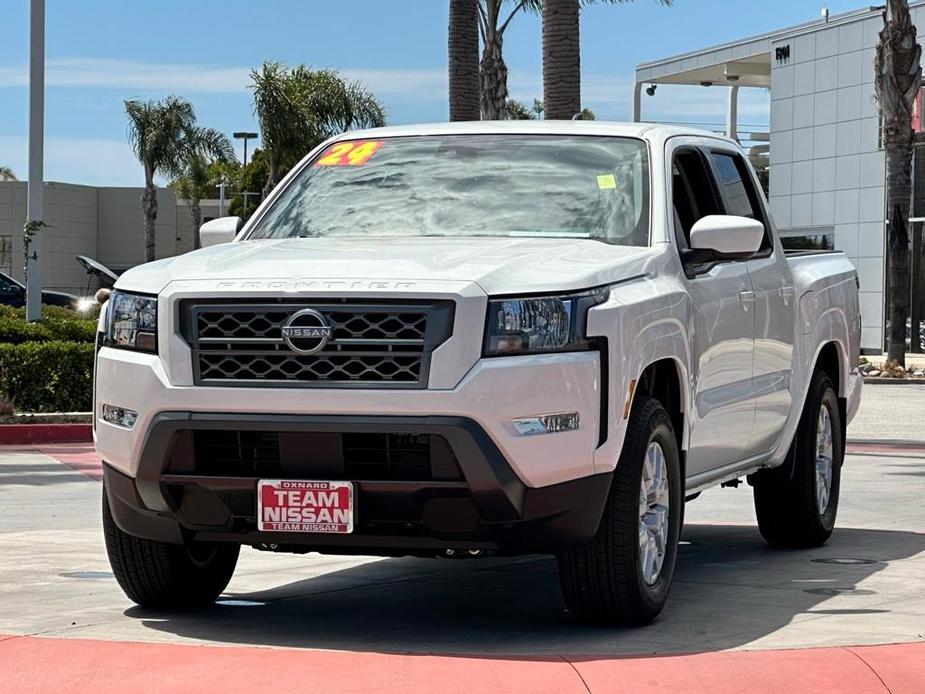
left=449, top=0, right=480, bottom=121
left=886, top=150, right=912, bottom=363
left=480, top=32, right=509, bottom=120
left=265, top=156, right=280, bottom=198
left=190, top=197, right=202, bottom=251
left=542, top=0, right=581, bottom=120
left=875, top=0, right=922, bottom=366
left=141, top=167, right=157, bottom=262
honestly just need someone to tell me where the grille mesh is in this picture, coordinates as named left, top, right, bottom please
left=189, top=430, right=449, bottom=481
left=183, top=301, right=453, bottom=388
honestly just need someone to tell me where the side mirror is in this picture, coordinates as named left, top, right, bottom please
left=199, top=216, right=243, bottom=248
left=689, top=215, right=764, bottom=257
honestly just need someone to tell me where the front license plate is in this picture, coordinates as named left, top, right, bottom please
left=257, top=480, right=354, bottom=534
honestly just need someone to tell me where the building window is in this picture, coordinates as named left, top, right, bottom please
left=0, top=236, right=12, bottom=274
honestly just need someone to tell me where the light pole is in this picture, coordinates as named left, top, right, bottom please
left=216, top=177, right=229, bottom=217
left=233, top=131, right=258, bottom=168
left=25, top=0, right=45, bottom=323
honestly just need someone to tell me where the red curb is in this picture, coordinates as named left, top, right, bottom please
left=0, top=635, right=582, bottom=694
left=0, top=423, right=92, bottom=445
left=846, top=643, right=925, bottom=694
left=0, top=634, right=922, bottom=694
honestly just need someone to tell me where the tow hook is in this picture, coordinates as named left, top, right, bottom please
left=441, top=549, right=486, bottom=558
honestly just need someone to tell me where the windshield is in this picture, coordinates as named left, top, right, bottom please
left=247, top=135, right=650, bottom=246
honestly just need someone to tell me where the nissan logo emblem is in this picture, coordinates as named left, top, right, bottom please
left=280, top=309, right=333, bottom=354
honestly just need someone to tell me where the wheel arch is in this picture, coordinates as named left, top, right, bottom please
left=813, top=340, right=848, bottom=450
left=634, top=358, right=687, bottom=467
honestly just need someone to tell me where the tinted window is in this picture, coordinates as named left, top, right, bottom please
left=710, top=151, right=771, bottom=251
left=249, top=135, right=651, bottom=247
left=710, top=152, right=761, bottom=219
left=672, top=149, right=723, bottom=246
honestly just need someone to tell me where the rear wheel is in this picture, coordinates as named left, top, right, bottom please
left=103, top=485, right=239, bottom=608
left=557, top=395, right=682, bottom=625
left=752, top=370, right=843, bottom=547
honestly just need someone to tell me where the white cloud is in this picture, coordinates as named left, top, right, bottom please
left=0, top=58, right=449, bottom=100
left=0, top=57, right=770, bottom=124
left=0, top=135, right=141, bottom=187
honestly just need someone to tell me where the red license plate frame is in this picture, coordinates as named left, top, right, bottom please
left=257, top=480, right=354, bottom=534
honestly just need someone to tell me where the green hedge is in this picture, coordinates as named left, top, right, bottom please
left=0, top=341, right=95, bottom=412
left=0, top=305, right=98, bottom=344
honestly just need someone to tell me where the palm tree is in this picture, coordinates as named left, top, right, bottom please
left=541, top=0, right=671, bottom=120
left=478, top=1, right=540, bottom=120
left=449, top=0, right=481, bottom=120
left=0, top=166, right=16, bottom=181
left=876, top=0, right=922, bottom=366
left=125, top=96, right=235, bottom=261
left=171, top=155, right=214, bottom=250
left=251, top=62, right=386, bottom=193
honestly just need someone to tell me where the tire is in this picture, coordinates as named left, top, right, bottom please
left=753, top=370, right=843, bottom=548
left=557, top=395, right=683, bottom=626
left=102, top=485, right=239, bottom=608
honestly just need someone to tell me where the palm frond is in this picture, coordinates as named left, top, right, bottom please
left=250, top=61, right=387, bottom=184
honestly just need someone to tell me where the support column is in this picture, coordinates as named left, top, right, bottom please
left=726, top=85, right=740, bottom=142
left=25, top=0, right=44, bottom=323
left=632, top=82, right=643, bottom=123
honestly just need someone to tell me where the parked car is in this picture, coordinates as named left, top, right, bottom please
left=95, top=122, right=862, bottom=624
left=75, top=255, right=120, bottom=290
left=0, top=271, right=79, bottom=309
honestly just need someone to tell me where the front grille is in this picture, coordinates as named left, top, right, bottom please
left=188, top=430, right=462, bottom=482
left=181, top=300, right=454, bottom=388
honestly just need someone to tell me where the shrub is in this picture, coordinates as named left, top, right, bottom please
left=0, top=305, right=97, bottom=344
left=0, top=341, right=95, bottom=412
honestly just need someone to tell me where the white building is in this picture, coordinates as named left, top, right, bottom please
left=0, top=181, right=222, bottom=295
left=634, top=4, right=925, bottom=354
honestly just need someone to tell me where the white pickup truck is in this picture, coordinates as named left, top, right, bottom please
left=96, top=121, right=861, bottom=625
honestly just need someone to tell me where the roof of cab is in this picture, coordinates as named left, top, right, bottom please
left=340, top=120, right=737, bottom=147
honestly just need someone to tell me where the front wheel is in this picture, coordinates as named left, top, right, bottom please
left=557, top=395, right=683, bottom=625
left=103, top=485, right=239, bottom=608
left=752, top=370, right=843, bottom=547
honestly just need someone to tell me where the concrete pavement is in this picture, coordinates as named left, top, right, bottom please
left=847, top=382, right=925, bottom=443
left=0, top=385, right=923, bottom=692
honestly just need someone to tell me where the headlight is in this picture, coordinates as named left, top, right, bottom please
left=483, top=288, right=609, bottom=356
left=105, top=291, right=157, bottom=353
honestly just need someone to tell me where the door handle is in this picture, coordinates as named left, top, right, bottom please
left=739, top=290, right=756, bottom=304
left=779, top=286, right=795, bottom=298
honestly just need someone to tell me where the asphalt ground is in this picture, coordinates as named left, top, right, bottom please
left=1, top=384, right=923, bottom=692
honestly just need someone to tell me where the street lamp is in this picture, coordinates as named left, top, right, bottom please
left=233, top=131, right=259, bottom=168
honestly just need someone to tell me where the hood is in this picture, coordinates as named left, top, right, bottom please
left=115, top=237, right=653, bottom=295
left=76, top=255, right=120, bottom=288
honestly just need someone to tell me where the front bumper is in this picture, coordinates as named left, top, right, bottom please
left=96, top=348, right=603, bottom=488
left=103, top=413, right=613, bottom=556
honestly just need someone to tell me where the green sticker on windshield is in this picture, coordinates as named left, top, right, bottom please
left=596, top=173, right=616, bottom=190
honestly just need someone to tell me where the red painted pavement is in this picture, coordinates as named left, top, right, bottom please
left=0, top=443, right=102, bottom=481
left=36, top=444, right=103, bottom=481
left=0, top=634, right=922, bottom=694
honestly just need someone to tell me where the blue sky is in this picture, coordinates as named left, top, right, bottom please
left=0, top=0, right=868, bottom=186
